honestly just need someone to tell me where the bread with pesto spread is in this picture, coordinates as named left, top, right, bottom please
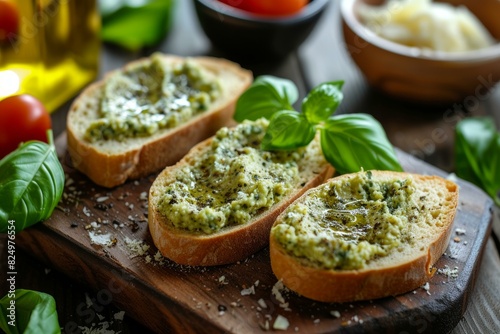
left=269, top=170, right=459, bottom=303
left=148, top=119, right=334, bottom=266
left=67, top=53, right=252, bottom=188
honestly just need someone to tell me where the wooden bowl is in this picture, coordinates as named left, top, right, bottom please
left=193, top=0, right=330, bottom=61
left=341, top=0, right=500, bottom=103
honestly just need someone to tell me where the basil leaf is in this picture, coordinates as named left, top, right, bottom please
left=320, top=114, right=403, bottom=174
left=455, top=117, right=500, bottom=206
left=234, top=75, right=298, bottom=122
left=302, top=81, right=344, bottom=124
left=0, top=290, right=60, bottom=334
left=0, top=133, right=65, bottom=233
left=262, top=110, right=316, bottom=150
left=100, top=0, right=175, bottom=51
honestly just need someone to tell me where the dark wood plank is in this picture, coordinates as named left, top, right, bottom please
left=13, top=132, right=493, bottom=334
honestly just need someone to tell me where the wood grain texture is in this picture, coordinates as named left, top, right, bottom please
left=14, top=133, right=493, bottom=334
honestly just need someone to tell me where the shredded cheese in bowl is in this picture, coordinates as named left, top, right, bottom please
left=357, top=0, right=496, bottom=52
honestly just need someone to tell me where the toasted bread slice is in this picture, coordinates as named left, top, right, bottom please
left=270, top=170, right=459, bottom=302
left=148, top=120, right=334, bottom=266
left=67, top=54, right=252, bottom=188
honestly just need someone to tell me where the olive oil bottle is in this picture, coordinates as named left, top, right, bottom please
left=0, top=0, right=100, bottom=112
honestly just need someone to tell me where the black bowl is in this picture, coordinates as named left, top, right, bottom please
left=193, top=0, right=330, bottom=61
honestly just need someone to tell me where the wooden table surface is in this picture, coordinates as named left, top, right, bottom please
left=1, top=1, right=499, bottom=333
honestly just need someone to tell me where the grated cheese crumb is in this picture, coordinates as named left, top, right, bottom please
left=88, top=231, right=114, bottom=247
left=330, top=310, right=341, bottom=318
left=272, top=280, right=287, bottom=305
left=258, top=298, right=267, bottom=309
left=241, top=285, right=255, bottom=296
left=421, top=282, right=431, bottom=295
left=114, top=311, right=125, bottom=321
left=273, top=315, right=290, bottom=331
left=124, top=237, right=150, bottom=258
left=438, top=265, right=459, bottom=279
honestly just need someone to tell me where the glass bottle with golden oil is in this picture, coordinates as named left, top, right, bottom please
left=0, top=0, right=100, bottom=112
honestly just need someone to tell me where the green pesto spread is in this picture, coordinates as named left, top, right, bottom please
left=271, top=171, right=417, bottom=270
left=85, top=54, right=221, bottom=142
left=158, top=119, right=305, bottom=234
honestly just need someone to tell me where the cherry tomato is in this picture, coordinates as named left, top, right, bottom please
left=0, top=0, right=19, bottom=43
left=219, top=0, right=309, bottom=16
left=0, top=95, right=52, bottom=159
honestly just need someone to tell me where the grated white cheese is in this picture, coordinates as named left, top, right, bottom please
left=272, top=280, right=287, bottom=305
left=83, top=206, right=91, bottom=217
left=438, top=265, right=459, bottom=279
left=96, top=196, right=109, bottom=202
left=257, top=298, right=268, bottom=309
left=357, top=0, right=496, bottom=52
left=421, top=282, right=431, bottom=295
left=330, top=310, right=341, bottom=318
left=273, top=315, right=290, bottom=331
left=88, top=231, right=113, bottom=246
left=124, top=237, right=150, bottom=258
left=241, top=285, right=255, bottom=296
left=114, top=311, right=125, bottom=321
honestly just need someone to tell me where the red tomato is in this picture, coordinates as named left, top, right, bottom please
left=219, top=0, right=309, bottom=16
left=0, top=95, right=52, bottom=159
left=0, top=0, right=19, bottom=43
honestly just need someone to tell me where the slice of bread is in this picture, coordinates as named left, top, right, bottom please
left=67, top=54, right=252, bottom=188
left=269, top=170, right=459, bottom=303
left=148, top=120, right=334, bottom=266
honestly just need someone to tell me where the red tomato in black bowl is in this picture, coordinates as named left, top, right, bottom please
left=219, top=0, right=309, bottom=16
left=0, top=94, right=52, bottom=159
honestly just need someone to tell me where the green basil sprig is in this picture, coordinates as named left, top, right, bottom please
left=234, top=76, right=298, bottom=122
left=0, top=289, right=60, bottom=334
left=234, top=76, right=403, bottom=174
left=455, top=117, right=500, bottom=206
left=0, top=131, right=65, bottom=233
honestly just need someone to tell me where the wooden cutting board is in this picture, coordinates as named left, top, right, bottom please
left=16, top=134, right=493, bottom=334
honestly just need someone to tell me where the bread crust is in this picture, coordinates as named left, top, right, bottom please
left=67, top=54, right=252, bottom=188
left=148, top=136, right=334, bottom=266
left=269, top=171, right=459, bottom=303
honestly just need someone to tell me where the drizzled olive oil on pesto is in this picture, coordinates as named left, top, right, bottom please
left=85, top=54, right=221, bottom=142
left=158, top=119, right=305, bottom=234
left=272, top=171, right=418, bottom=270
